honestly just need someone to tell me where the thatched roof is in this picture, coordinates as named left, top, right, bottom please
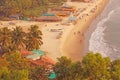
left=36, top=16, right=62, bottom=22
left=71, top=0, right=92, bottom=2
left=52, top=6, right=75, bottom=12
left=29, top=55, right=55, bottom=67
left=42, top=13, right=56, bottom=16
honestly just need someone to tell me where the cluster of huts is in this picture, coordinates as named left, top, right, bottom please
left=21, top=49, right=55, bottom=66
left=71, top=0, right=92, bottom=2
left=21, top=49, right=57, bottom=79
left=7, top=0, right=93, bottom=23
left=36, top=4, right=76, bottom=22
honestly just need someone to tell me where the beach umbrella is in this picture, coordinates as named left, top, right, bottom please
left=69, top=16, right=75, bottom=21
left=48, top=72, right=57, bottom=79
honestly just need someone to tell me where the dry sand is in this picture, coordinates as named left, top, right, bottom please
left=62, top=0, right=109, bottom=61
left=0, top=20, right=43, bottom=31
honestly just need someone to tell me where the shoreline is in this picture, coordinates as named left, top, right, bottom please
left=84, top=0, right=112, bottom=56
left=61, top=0, right=110, bottom=61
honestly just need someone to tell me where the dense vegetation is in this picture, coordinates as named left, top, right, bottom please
left=0, top=26, right=120, bottom=80
left=54, top=52, right=120, bottom=80
left=0, top=51, right=120, bottom=80
left=0, top=0, right=67, bottom=17
left=0, top=26, right=120, bottom=79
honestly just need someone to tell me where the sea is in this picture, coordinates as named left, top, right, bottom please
left=88, top=0, right=120, bottom=60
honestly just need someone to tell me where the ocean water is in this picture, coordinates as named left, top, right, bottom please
left=89, top=0, right=120, bottom=60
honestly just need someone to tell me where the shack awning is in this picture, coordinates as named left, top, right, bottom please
left=42, top=13, right=56, bottom=16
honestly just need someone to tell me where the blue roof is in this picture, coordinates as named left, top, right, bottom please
left=32, top=49, right=44, bottom=56
left=25, top=50, right=44, bottom=60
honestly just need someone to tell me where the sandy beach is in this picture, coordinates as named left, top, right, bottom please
left=62, top=0, right=109, bottom=61
left=0, top=0, right=109, bottom=62
left=0, top=20, right=44, bottom=31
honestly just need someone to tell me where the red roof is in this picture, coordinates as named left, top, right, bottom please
left=29, top=55, right=55, bottom=67
left=21, top=50, right=33, bottom=57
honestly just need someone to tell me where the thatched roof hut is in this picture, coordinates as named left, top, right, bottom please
left=36, top=13, right=62, bottom=22
left=71, top=0, right=92, bottom=2
left=29, top=55, right=55, bottom=67
left=9, top=14, right=20, bottom=20
left=52, top=6, right=75, bottom=12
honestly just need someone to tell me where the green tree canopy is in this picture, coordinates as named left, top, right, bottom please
left=111, top=59, right=120, bottom=80
left=26, top=25, right=43, bottom=50
left=5, top=51, right=30, bottom=70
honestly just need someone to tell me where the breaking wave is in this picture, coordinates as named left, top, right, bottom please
left=89, top=10, right=115, bottom=58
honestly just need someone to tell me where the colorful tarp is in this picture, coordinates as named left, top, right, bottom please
left=26, top=50, right=44, bottom=60
left=42, top=13, right=56, bottom=16
left=48, top=72, right=57, bottom=79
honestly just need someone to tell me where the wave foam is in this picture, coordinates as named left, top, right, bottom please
left=89, top=10, right=115, bottom=57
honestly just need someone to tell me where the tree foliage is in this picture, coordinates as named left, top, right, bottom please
left=26, top=25, right=43, bottom=51
left=0, top=0, right=67, bottom=17
left=0, top=51, right=29, bottom=80
left=111, top=59, right=120, bottom=80
left=0, top=25, right=43, bottom=54
left=54, top=52, right=120, bottom=80
left=29, top=66, right=48, bottom=80
left=0, top=27, right=11, bottom=53
left=0, top=28, right=120, bottom=80
left=11, top=26, right=26, bottom=50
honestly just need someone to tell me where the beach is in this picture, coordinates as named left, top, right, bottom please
left=0, top=0, right=110, bottom=62
left=62, top=0, right=109, bottom=61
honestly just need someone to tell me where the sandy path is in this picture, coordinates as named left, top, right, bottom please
left=0, top=20, right=43, bottom=31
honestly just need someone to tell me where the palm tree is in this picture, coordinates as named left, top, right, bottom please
left=0, top=27, right=12, bottom=53
left=26, top=25, right=43, bottom=51
left=11, top=26, right=26, bottom=50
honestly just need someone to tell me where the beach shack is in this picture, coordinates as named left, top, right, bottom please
left=71, top=0, right=92, bottom=2
left=51, top=4, right=75, bottom=16
left=26, top=49, right=55, bottom=66
left=36, top=13, right=62, bottom=22
left=9, top=14, right=20, bottom=20
left=26, top=49, right=44, bottom=60
left=84, top=0, right=92, bottom=2
left=28, top=55, right=55, bottom=67
left=60, top=6, right=75, bottom=12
